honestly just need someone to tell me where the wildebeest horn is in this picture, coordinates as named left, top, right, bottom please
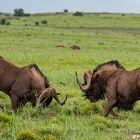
left=54, top=92, right=67, bottom=105
left=37, top=88, right=67, bottom=106
left=75, top=70, right=92, bottom=92
left=37, top=88, right=50, bottom=105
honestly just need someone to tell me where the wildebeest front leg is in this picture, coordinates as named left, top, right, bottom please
left=104, top=100, right=117, bottom=117
left=104, top=81, right=118, bottom=117
left=11, top=95, right=18, bottom=112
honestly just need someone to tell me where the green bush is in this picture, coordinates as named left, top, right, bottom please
left=64, top=9, right=68, bottom=13
left=73, top=12, right=84, bottom=16
left=41, top=20, right=48, bottom=24
left=0, top=19, right=10, bottom=25
left=5, top=22, right=10, bottom=25
left=24, top=13, right=31, bottom=17
left=0, top=18, right=6, bottom=25
left=35, top=21, right=39, bottom=26
left=14, top=8, right=24, bottom=16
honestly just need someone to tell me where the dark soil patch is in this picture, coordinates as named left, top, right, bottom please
left=56, top=45, right=65, bottom=48
left=69, top=45, right=81, bottom=50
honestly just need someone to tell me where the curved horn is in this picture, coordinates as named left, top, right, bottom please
left=75, top=71, right=92, bottom=92
left=54, top=91, right=67, bottom=105
left=37, top=88, right=50, bottom=106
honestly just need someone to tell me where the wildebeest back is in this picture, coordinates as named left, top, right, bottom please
left=0, top=57, right=22, bottom=93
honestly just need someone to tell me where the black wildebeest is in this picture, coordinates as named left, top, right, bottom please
left=76, top=60, right=140, bottom=117
left=0, top=56, right=67, bottom=111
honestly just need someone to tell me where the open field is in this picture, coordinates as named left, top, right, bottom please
left=0, top=13, right=140, bottom=140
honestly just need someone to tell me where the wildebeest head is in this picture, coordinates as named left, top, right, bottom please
left=29, top=64, right=67, bottom=107
left=75, top=70, right=104, bottom=103
left=75, top=60, right=125, bottom=103
left=37, top=87, right=67, bottom=106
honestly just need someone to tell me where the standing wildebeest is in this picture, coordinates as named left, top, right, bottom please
left=76, top=60, right=140, bottom=117
left=0, top=56, right=67, bottom=111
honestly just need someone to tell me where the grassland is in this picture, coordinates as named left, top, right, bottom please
left=0, top=12, right=140, bottom=140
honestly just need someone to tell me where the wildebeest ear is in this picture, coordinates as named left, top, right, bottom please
left=93, top=74, right=100, bottom=82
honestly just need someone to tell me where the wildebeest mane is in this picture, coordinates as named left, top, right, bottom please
left=29, top=64, right=50, bottom=87
left=93, top=60, right=125, bottom=73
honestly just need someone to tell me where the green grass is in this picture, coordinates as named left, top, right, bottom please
left=0, top=13, right=140, bottom=139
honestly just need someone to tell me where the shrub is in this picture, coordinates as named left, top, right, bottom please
left=24, top=13, right=31, bottom=16
left=35, top=21, right=39, bottom=26
left=121, top=14, right=125, bottom=16
left=41, top=20, right=48, bottom=24
left=0, top=18, right=6, bottom=25
left=14, top=8, right=24, bottom=16
left=64, top=9, right=68, bottom=13
left=73, top=12, right=84, bottom=16
left=5, top=22, right=10, bottom=25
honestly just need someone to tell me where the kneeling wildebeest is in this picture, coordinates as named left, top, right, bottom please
left=0, top=56, right=67, bottom=111
left=76, top=60, right=140, bottom=117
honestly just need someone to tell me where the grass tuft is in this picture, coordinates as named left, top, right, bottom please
left=37, top=124, right=64, bottom=137
left=0, top=113, right=12, bottom=123
left=90, top=115, right=120, bottom=131
left=16, top=130, right=40, bottom=140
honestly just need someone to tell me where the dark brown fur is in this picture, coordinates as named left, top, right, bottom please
left=91, top=60, right=140, bottom=117
left=0, top=56, right=66, bottom=111
left=76, top=60, right=140, bottom=117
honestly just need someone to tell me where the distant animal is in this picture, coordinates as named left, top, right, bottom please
left=76, top=60, right=140, bottom=117
left=0, top=56, right=67, bottom=111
